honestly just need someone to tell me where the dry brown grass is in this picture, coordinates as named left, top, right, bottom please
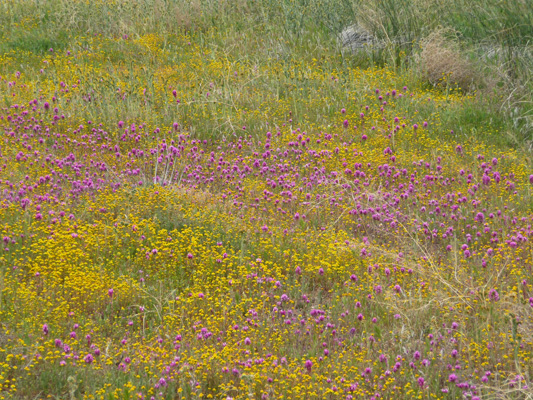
left=416, top=29, right=480, bottom=91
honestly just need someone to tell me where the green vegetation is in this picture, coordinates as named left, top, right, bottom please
left=0, top=1, right=532, bottom=399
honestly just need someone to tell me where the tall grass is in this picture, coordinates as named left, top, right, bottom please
left=352, top=0, right=533, bottom=141
left=1, top=0, right=531, bottom=143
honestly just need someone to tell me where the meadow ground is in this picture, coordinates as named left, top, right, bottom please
left=0, top=0, right=532, bottom=399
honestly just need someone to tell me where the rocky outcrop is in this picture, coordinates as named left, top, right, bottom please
left=339, top=25, right=380, bottom=51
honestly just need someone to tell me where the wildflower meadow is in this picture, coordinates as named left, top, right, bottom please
left=0, top=0, right=532, bottom=399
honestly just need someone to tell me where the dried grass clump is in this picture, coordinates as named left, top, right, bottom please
left=417, top=29, right=479, bottom=91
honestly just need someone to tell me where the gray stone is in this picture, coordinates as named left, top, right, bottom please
left=339, top=25, right=380, bottom=51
